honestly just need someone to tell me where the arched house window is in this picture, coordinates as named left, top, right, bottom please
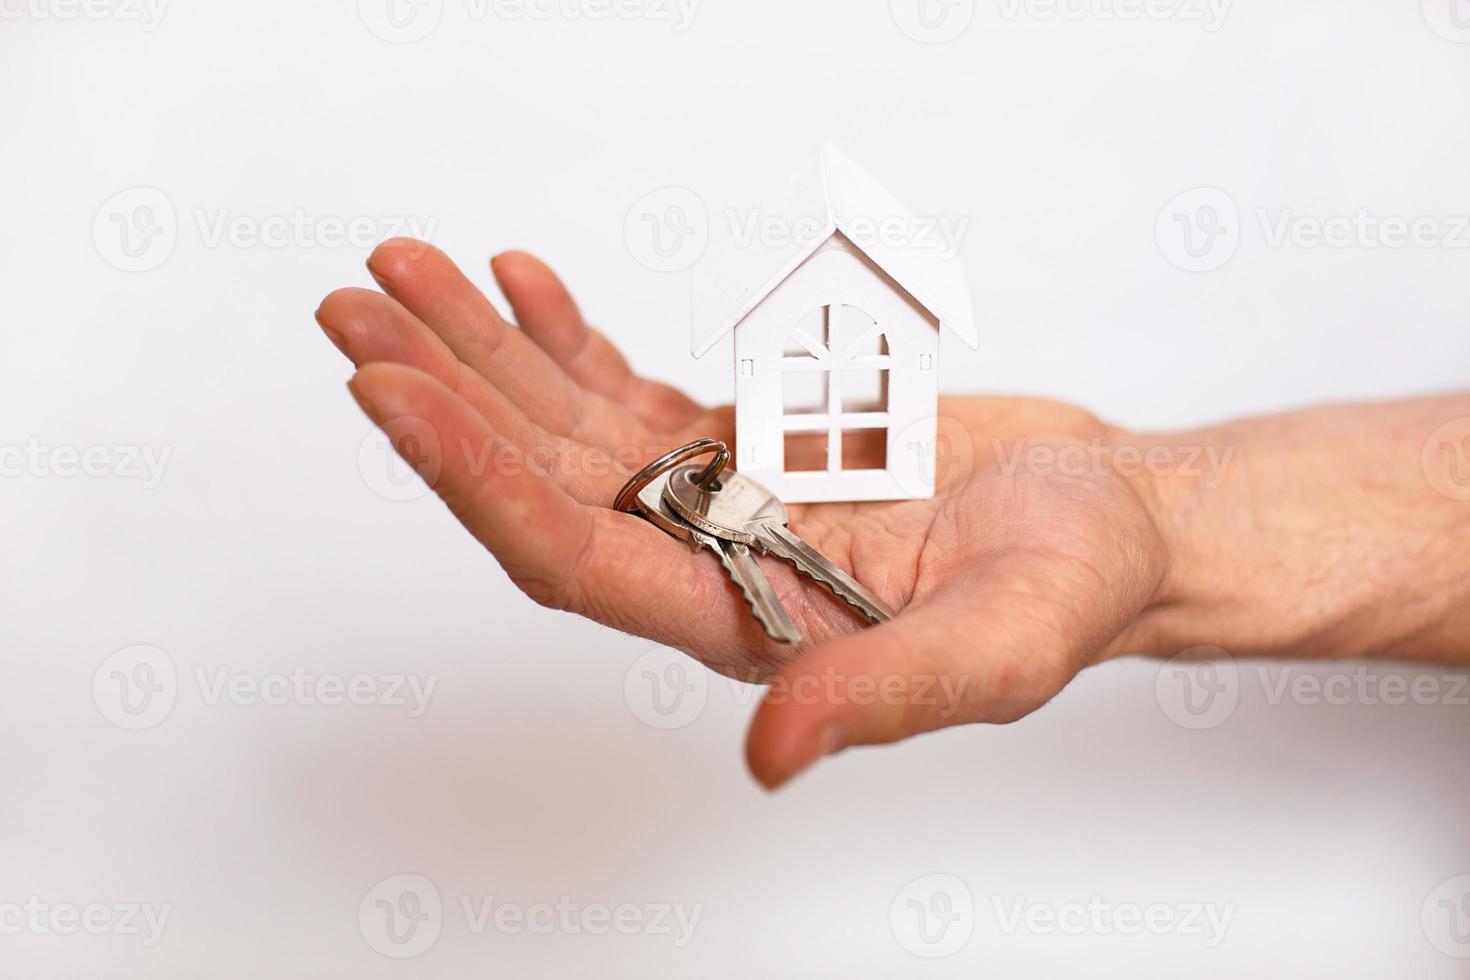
left=779, top=303, right=891, bottom=475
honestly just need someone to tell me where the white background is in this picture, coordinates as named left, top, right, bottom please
left=3, top=0, right=1470, bottom=976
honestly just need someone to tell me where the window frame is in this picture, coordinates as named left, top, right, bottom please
left=779, top=303, right=892, bottom=474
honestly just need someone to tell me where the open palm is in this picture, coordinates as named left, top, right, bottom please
left=318, top=240, right=1170, bottom=787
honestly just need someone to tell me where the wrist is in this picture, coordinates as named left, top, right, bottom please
left=1122, top=398, right=1470, bottom=664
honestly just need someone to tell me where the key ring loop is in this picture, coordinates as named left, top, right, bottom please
left=612, top=437, right=730, bottom=513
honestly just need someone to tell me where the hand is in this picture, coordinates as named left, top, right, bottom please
left=316, top=240, right=1470, bottom=789
left=315, top=239, right=1175, bottom=788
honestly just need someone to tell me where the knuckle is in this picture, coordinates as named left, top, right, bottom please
left=517, top=573, right=579, bottom=612
left=516, top=516, right=599, bottom=614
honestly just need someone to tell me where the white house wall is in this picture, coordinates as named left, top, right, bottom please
left=733, top=236, right=939, bottom=503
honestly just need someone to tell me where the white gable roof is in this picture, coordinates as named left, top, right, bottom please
left=691, top=143, right=979, bottom=358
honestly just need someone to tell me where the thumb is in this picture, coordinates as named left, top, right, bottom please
left=744, top=596, right=1077, bottom=790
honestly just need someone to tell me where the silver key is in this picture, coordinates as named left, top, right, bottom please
left=662, top=466, right=897, bottom=625
left=635, top=470, right=804, bottom=649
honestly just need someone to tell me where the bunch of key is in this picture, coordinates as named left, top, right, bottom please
left=614, top=439, right=896, bottom=649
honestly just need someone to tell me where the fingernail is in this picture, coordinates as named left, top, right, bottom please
left=346, top=375, right=379, bottom=419
left=316, top=316, right=349, bottom=355
left=365, top=258, right=395, bottom=291
left=489, top=252, right=519, bottom=281
left=816, top=722, right=847, bottom=757
left=770, top=722, right=847, bottom=791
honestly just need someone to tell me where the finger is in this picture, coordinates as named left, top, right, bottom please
left=744, top=582, right=1087, bottom=791
left=347, top=362, right=809, bottom=669
left=349, top=361, right=595, bottom=601
left=317, top=288, right=625, bottom=504
left=365, top=239, right=647, bottom=450
left=316, top=287, right=461, bottom=385
left=491, top=250, right=706, bottom=433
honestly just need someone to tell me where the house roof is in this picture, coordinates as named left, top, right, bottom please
left=690, top=143, right=979, bottom=358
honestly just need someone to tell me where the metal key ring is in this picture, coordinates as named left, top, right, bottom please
left=612, top=437, right=730, bottom=512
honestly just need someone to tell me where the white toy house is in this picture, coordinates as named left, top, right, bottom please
left=692, top=144, right=978, bottom=503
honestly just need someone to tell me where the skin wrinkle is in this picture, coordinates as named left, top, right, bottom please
left=550, top=509, right=608, bottom=615
left=902, top=506, right=945, bottom=607
left=641, top=526, right=814, bottom=671
left=811, top=504, right=929, bottom=610
left=912, top=530, right=958, bottom=605
left=558, top=323, right=604, bottom=379
left=575, top=330, right=634, bottom=401
left=560, top=384, right=603, bottom=452
left=454, top=365, right=618, bottom=505
left=621, top=539, right=770, bottom=664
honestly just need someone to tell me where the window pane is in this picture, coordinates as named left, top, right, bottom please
left=782, top=369, right=828, bottom=415
left=841, top=429, right=887, bottom=470
left=784, top=432, right=827, bottom=472
left=784, top=306, right=829, bottom=356
left=836, top=305, right=879, bottom=355
left=848, top=329, right=889, bottom=358
left=841, top=369, right=888, bottom=413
